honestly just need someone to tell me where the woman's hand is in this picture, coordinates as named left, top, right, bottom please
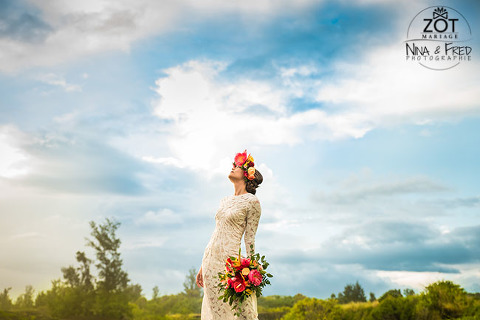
left=196, top=267, right=204, bottom=288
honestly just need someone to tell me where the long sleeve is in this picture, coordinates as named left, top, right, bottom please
left=244, top=198, right=261, bottom=256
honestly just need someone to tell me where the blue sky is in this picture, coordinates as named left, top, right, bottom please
left=0, top=0, right=479, bottom=300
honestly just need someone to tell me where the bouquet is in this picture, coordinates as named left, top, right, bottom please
left=217, top=245, right=273, bottom=316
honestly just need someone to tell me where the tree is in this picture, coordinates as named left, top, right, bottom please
left=87, top=218, right=129, bottom=293
left=62, top=251, right=93, bottom=289
left=76, top=251, right=94, bottom=290
left=369, top=292, right=376, bottom=302
left=0, top=287, right=13, bottom=310
left=59, top=251, right=95, bottom=317
left=14, top=285, right=35, bottom=310
left=337, top=281, right=367, bottom=304
left=370, top=296, right=405, bottom=320
left=403, top=288, right=415, bottom=296
left=86, top=218, right=133, bottom=319
left=419, top=280, right=470, bottom=319
left=38, top=218, right=134, bottom=320
left=183, top=268, right=202, bottom=298
left=379, top=289, right=403, bottom=302
left=283, top=298, right=342, bottom=320
left=152, top=286, right=160, bottom=300
left=125, top=284, right=143, bottom=302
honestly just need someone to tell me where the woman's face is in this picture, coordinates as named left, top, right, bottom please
left=229, top=163, right=245, bottom=181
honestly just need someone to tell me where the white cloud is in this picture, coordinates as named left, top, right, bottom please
left=135, top=208, right=183, bottom=226
left=151, top=50, right=480, bottom=175
left=151, top=60, right=377, bottom=174
left=142, top=156, right=186, bottom=168
left=0, top=0, right=318, bottom=73
left=0, top=125, right=30, bottom=178
left=375, top=264, right=480, bottom=293
left=123, top=237, right=167, bottom=250
left=314, top=43, right=480, bottom=127
left=37, top=73, right=82, bottom=92
left=312, top=174, right=449, bottom=205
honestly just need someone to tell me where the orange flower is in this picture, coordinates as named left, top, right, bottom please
left=247, top=167, right=256, bottom=180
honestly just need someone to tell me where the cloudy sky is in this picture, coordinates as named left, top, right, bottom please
left=1, top=0, right=479, bottom=299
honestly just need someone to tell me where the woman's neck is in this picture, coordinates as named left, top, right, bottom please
left=232, top=180, right=247, bottom=196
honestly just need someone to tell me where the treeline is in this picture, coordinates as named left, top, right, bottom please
left=3, top=280, right=480, bottom=320
left=1, top=219, right=479, bottom=320
left=280, top=281, right=480, bottom=320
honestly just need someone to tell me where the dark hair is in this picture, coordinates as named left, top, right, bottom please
left=246, top=169, right=263, bottom=195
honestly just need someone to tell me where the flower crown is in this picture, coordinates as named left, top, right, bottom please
left=233, top=150, right=255, bottom=181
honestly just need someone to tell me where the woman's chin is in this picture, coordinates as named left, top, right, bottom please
left=228, top=173, right=241, bottom=182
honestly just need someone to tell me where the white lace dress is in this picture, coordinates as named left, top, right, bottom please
left=201, top=193, right=262, bottom=320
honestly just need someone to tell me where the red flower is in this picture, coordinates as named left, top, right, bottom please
left=240, top=258, right=251, bottom=269
left=234, top=150, right=248, bottom=167
left=227, top=275, right=246, bottom=293
left=232, top=276, right=246, bottom=293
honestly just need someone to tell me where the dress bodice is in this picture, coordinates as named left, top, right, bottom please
left=203, top=193, right=261, bottom=260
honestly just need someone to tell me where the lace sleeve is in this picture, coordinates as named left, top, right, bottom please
left=244, top=198, right=261, bottom=256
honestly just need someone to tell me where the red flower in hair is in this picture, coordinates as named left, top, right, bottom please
left=234, top=150, right=248, bottom=167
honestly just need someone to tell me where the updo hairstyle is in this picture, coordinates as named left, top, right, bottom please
left=246, top=169, right=263, bottom=195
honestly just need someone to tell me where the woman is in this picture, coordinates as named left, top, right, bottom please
left=196, top=150, right=263, bottom=320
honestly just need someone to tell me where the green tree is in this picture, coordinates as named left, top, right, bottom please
left=183, top=268, right=202, bottom=298
left=403, top=288, right=415, bottom=297
left=14, top=285, right=34, bottom=310
left=369, top=296, right=407, bottom=320
left=379, top=289, right=403, bottom=302
left=283, top=298, right=342, bottom=320
left=152, top=286, right=160, bottom=300
left=337, top=281, right=367, bottom=304
left=369, top=292, right=376, bottom=302
left=0, top=287, right=13, bottom=311
left=58, top=250, right=95, bottom=317
left=35, top=279, right=68, bottom=317
left=87, top=218, right=129, bottom=292
left=61, top=251, right=93, bottom=289
left=418, top=280, right=470, bottom=319
left=87, top=218, right=132, bottom=319
left=37, top=218, right=134, bottom=320
left=125, top=284, right=143, bottom=302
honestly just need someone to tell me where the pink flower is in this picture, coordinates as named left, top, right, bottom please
left=248, top=269, right=263, bottom=286
left=234, top=150, right=248, bottom=167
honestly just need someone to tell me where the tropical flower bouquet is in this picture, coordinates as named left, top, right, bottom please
left=217, top=245, right=273, bottom=316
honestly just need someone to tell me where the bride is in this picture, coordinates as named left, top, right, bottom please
left=196, top=150, right=263, bottom=319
